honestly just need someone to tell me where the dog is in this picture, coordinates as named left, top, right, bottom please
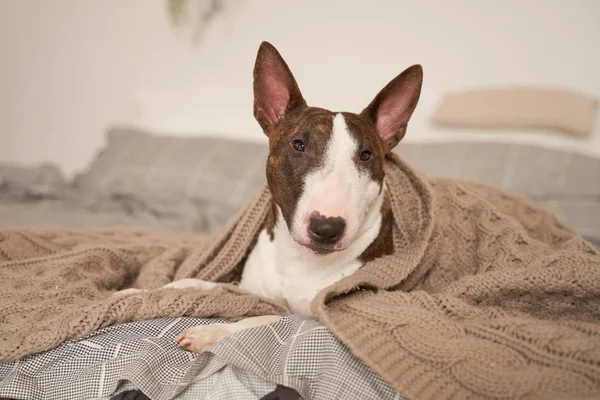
left=119, top=41, right=422, bottom=353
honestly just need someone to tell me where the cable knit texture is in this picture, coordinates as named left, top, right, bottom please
left=1, top=153, right=599, bottom=399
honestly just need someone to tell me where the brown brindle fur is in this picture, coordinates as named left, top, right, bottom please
left=264, top=107, right=334, bottom=231
left=255, top=41, right=422, bottom=264
left=358, top=190, right=394, bottom=262
left=265, top=200, right=278, bottom=241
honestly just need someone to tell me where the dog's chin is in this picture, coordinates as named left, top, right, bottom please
left=306, top=245, right=336, bottom=255
left=294, top=238, right=345, bottom=256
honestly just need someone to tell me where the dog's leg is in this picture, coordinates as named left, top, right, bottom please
left=176, top=315, right=283, bottom=353
left=113, top=278, right=221, bottom=296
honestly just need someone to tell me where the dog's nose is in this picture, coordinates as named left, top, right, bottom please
left=308, top=215, right=346, bottom=245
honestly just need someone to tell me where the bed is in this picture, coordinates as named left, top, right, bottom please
left=1, top=127, right=599, bottom=400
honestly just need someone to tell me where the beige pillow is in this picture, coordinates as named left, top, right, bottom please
left=432, top=88, right=598, bottom=137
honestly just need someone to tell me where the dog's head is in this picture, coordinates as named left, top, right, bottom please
left=254, top=42, right=422, bottom=255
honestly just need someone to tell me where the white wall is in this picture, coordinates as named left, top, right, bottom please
left=1, top=0, right=600, bottom=177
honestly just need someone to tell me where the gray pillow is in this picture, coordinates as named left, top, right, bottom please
left=397, top=141, right=600, bottom=198
left=0, top=163, right=65, bottom=201
left=74, top=127, right=268, bottom=213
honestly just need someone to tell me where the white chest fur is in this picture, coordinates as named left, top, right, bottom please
left=239, top=198, right=384, bottom=315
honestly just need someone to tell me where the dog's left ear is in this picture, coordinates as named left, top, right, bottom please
left=360, top=65, right=423, bottom=152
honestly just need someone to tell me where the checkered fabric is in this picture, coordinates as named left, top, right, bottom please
left=0, top=316, right=403, bottom=400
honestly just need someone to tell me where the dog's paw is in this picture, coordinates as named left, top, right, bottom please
left=163, top=278, right=219, bottom=291
left=176, top=324, right=232, bottom=353
left=113, top=288, right=145, bottom=296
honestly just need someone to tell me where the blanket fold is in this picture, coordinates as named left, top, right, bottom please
left=1, top=153, right=599, bottom=399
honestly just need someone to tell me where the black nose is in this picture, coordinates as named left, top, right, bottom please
left=309, top=215, right=346, bottom=245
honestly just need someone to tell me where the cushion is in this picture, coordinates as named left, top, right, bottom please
left=0, top=162, right=65, bottom=201
left=432, top=88, right=598, bottom=137
left=74, top=127, right=269, bottom=230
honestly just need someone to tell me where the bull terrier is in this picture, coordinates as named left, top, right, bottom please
left=122, top=41, right=422, bottom=353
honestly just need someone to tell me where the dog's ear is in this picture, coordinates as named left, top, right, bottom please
left=360, top=65, right=423, bottom=152
left=253, top=41, right=307, bottom=133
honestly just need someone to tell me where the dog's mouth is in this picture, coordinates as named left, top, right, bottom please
left=297, top=241, right=342, bottom=256
left=307, top=245, right=335, bottom=255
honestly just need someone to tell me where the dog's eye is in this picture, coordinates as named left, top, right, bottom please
left=359, top=150, right=372, bottom=161
left=292, top=139, right=305, bottom=152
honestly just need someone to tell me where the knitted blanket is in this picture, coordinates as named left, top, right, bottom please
left=1, top=153, right=599, bottom=400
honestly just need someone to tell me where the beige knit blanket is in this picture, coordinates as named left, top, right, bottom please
left=1, top=153, right=599, bottom=399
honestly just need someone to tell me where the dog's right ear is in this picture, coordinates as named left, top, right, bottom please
left=253, top=41, right=307, bottom=133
